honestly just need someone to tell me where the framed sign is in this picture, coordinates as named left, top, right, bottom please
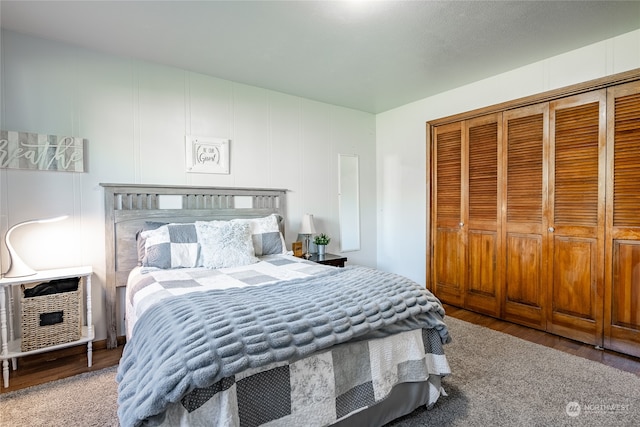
left=186, top=136, right=230, bottom=174
left=292, top=241, right=303, bottom=257
left=1, top=130, right=85, bottom=172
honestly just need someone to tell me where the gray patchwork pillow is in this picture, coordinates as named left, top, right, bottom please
left=252, top=231, right=284, bottom=256
left=141, top=223, right=200, bottom=269
left=136, top=221, right=167, bottom=266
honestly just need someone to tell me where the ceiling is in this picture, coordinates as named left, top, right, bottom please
left=2, top=1, right=639, bottom=114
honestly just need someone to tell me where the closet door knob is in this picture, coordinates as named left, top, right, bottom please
left=548, top=227, right=555, bottom=232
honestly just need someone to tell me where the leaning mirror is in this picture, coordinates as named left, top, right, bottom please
left=338, top=154, right=360, bottom=252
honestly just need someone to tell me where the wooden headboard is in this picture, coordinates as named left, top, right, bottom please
left=100, top=183, right=287, bottom=348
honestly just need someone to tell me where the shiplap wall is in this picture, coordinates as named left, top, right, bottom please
left=0, top=30, right=376, bottom=340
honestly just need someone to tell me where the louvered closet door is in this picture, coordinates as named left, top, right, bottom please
left=432, top=122, right=464, bottom=306
left=546, top=91, right=606, bottom=345
left=465, top=114, right=502, bottom=316
left=605, top=81, right=640, bottom=358
left=502, top=104, right=549, bottom=329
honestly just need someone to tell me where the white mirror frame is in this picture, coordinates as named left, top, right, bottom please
left=338, top=154, right=361, bottom=252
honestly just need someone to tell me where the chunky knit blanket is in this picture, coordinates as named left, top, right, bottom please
left=117, top=265, right=450, bottom=427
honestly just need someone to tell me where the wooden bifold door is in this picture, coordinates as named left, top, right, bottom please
left=604, top=82, right=640, bottom=357
left=430, top=79, right=640, bottom=358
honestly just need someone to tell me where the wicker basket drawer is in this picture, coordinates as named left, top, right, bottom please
left=20, top=281, right=82, bottom=352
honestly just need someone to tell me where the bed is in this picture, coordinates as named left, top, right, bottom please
left=101, top=184, right=452, bottom=427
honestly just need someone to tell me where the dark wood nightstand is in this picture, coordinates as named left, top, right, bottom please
left=307, top=253, right=347, bottom=268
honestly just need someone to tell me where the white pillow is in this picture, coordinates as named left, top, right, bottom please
left=195, top=220, right=258, bottom=269
left=231, top=214, right=287, bottom=256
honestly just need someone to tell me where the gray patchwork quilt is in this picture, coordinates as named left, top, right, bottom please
left=159, top=328, right=450, bottom=426
left=117, top=264, right=451, bottom=427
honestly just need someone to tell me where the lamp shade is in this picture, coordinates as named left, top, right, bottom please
left=299, top=213, right=316, bottom=235
left=3, top=215, right=68, bottom=278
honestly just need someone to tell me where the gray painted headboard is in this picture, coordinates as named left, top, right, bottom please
left=100, top=183, right=287, bottom=348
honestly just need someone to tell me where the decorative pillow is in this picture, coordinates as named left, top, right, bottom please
left=195, top=220, right=258, bottom=269
left=136, top=221, right=167, bottom=266
left=231, top=214, right=287, bottom=256
left=141, top=223, right=200, bottom=269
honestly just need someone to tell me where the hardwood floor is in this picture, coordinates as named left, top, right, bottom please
left=0, top=337, right=124, bottom=394
left=1, top=306, right=638, bottom=394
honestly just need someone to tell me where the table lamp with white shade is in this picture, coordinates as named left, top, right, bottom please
left=2, top=215, right=68, bottom=278
left=299, top=213, right=316, bottom=260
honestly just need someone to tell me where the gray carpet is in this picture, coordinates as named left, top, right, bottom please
left=0, top=365, right=118, bottom=427
left=1, top=317, right=638, bottom=426
left=390, top=317, right=640, bottom=427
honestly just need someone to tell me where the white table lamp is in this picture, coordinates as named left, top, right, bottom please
left=299, top=213, right=316, bottom=259
left=3, top=215, right=68, bottom=278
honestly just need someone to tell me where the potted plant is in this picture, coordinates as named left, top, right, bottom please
left=313, top=233, right=331, bottom=255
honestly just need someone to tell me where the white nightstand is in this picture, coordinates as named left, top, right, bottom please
left=0, top=266, right=94, bottom=388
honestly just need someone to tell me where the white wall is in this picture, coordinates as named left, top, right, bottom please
left=0, top=30, right=377, bottom=341
left=376, top=29, right=640, bottom=287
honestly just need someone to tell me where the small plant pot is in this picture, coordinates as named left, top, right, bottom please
left=317, top=244, right=326, bottom=255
